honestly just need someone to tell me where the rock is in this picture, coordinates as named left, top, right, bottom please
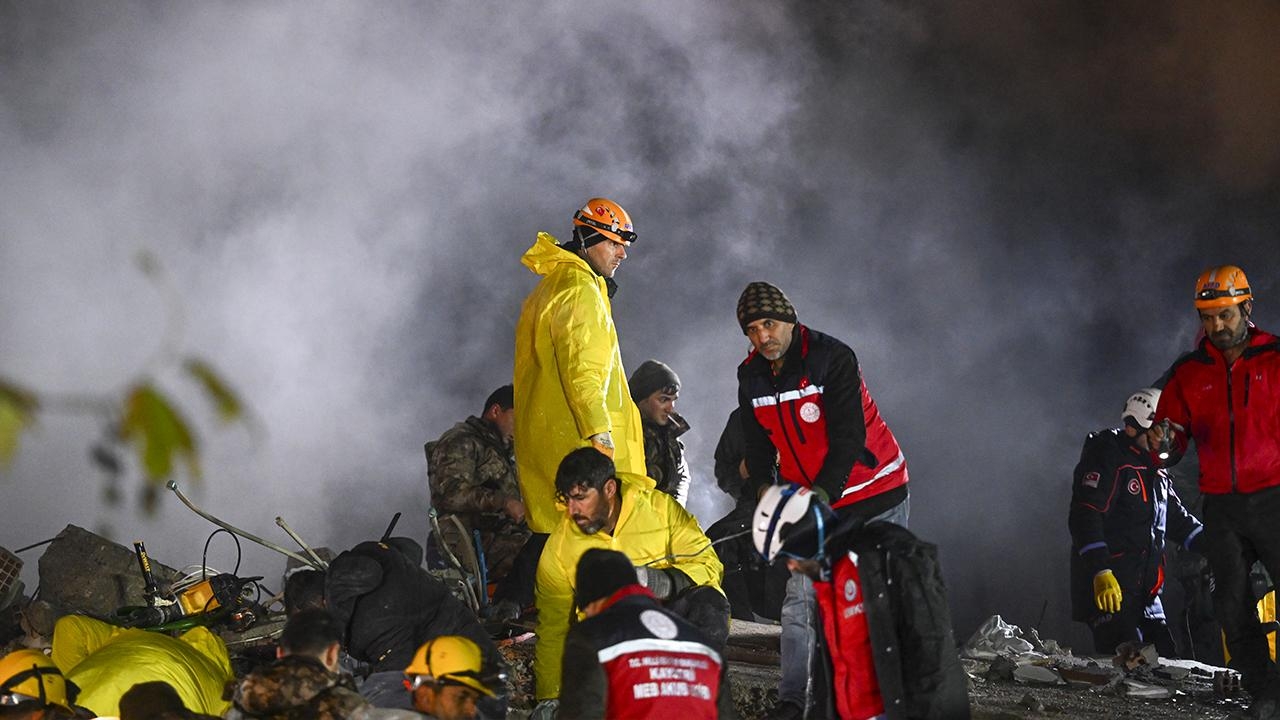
left=37, top=525, right=181, bottom=620
left=1014, top=663, right=1063, bottom=685
left=1019, top=692, right=1045, bottom=712
left=986, top=655, right=1018, bottom=681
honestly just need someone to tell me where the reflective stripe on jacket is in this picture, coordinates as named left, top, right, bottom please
left=513, top=232, right=647, bottom=532
left=738, top=324, right=907, bottom=509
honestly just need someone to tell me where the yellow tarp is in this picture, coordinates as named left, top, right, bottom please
left=51, top=615, right=233, bottom=717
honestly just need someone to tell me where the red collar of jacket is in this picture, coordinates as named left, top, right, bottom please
left=599, top=584, right=655, bottom=612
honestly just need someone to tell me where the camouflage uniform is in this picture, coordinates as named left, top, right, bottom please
left=426, top=416, right=530, bottom=581
left=226, top=655, right=370, bottom=720
left=641, top=411, right=691, bottom=506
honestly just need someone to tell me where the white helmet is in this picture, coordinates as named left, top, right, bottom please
left=752, top=484, right=832, bottom=562
left=1122, top=388, right=1161, bottom=430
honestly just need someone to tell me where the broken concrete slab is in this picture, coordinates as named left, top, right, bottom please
left=37, top=525, right=180, bottom=620
left=1013, top=663, right=1064, bottom=685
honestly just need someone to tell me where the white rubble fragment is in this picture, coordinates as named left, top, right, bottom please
left=963, top=615, right=1036, bottom=660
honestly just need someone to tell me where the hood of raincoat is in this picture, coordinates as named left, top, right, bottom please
left=513, top=232, right=647, bottom=533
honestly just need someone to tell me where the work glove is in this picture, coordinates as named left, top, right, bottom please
left=530, top=699, right=559, bottom=720
left=635, top=566, right=674, bottom=600
left=1093, top=569, right=1122, bottom=614
left=588, top=431, right=614, bottom=459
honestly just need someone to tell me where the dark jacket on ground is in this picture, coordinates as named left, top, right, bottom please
left=641, top=412, right=691, bottom=505
left=226, top=655, right=368, bottom=720
left=1068, top=428, right=1204, bottom=622
left=738, top=324, right=907, bottom=514
left=819, top=519, right=970, bottom=720
left=557, top=587, right=738, bottom=720
left=325, top=538, right=498, bottom=674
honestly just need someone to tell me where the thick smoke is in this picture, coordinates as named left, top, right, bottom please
left=2, top=1, right=1278, bottom=650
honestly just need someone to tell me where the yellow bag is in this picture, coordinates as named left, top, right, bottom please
left=1222, top=590, right=1277, bottom=663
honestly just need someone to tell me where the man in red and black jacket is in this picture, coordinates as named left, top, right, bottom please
left=557, top=548, right=737, bottom=720
left=1149, top=265, right=1280, bottom=714
left=735, top=281, right=909, bottom=719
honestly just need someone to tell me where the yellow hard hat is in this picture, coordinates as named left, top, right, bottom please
left=1194, top=265, right=1252, bottom=309
left=404, top=636, right=494, bottom=698
left=0, top=649, right=74, bottom=710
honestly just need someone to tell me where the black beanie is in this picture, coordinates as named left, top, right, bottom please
left=737, top=281, right=797, bottom=333
left=574, top=548, right=638, bottom=607
left=629, top=360, right=680, bottom=402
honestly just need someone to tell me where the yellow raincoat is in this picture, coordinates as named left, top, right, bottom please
left=513, top=232, right=647, bottom=533
left=532, top=472, right=723, bottom=699
left=51, top=614, right=233, bottom=717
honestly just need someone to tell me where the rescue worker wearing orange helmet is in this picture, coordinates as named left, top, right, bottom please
left=513, top=198, right=648, bottom=535
left=1149, top=264, right=1280, bottom=716
left=0, top=649, right=79, bottom=719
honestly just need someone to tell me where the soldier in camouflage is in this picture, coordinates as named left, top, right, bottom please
left=425, top=385, right=530, bottom=585
left=629, top=360, right=691, bottom=506
left=225, top=609, right=411, bottom=720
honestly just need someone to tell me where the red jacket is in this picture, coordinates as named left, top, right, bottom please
left=1157, top=327, right=1280, bottom=495
left=738, top=325, right=907, bottom=510
left=815, top=552, right=885, bottom=720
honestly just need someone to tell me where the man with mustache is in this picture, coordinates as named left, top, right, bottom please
left=1149, top=264, right=1280, bottom=719
left=735, top=281, right=909, bottom=720
left=530, top=447, right=727, bottom=717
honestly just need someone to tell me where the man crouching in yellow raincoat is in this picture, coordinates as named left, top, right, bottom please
left=513, top=197, right=647, bottom=535
left=531, top=448, right=728, bottom=714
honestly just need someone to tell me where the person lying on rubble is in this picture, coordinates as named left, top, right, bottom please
left=402, top=636, right=496, bottom=720
left=425, top=383, right=533, bottom=621
left=48, top=614, right=232, bottom=718
left=225, top=608, right=387, bottom=719
left=529, top=447, right=728, bottom=720
left=320, top=537, right=503, bottom=715
left=0, top=648, right=85, bottom=719
left=753, top=484, right=970, bottom=720
left=1068, top=387, right=1205, bottom=657
left=557, top=548, right=738, bottom=720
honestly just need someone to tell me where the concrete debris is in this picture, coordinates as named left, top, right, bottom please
left=1018, top=692, right=1045, bottom=712
left=1014, top=663, right=1065, bottom=686
left=963, top=614, right=1037, bottom=659
left=1058, top=664, right=1118, bottom=686
left=1113, top=641, right=1158, bottom=670
left=985, top=655, right=1018, bottom=681
left=1124, top=679, right=1175, bottom=699
left=38, top=525, right=180, bottom=620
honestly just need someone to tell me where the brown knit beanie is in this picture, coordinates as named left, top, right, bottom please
left=737, top=282, right=797, bottom=333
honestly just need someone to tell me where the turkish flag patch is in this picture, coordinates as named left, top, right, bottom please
left=1083, top=472, right=1100, bottom=488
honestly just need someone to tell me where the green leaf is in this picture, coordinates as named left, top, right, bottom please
left=119, top=384, right=200, bottom=483
left=0, top=379, right=38, bottom=467
left=183, top=359, right=243, bottom=423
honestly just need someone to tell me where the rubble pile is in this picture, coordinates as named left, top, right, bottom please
left=962, top=614, right=1246, bottom=719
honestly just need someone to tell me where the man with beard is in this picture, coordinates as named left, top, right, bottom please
left=629, top=359, right=692, bottom=505
left=735, top=282, right=909, bottom=719
left=530, top=448, right=726, bottom=717
left=1150, top=264, right=1280, bottom=717
left=513, top=198, right=647, bottom=536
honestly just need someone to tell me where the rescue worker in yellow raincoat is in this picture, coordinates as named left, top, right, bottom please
left=530, top=448, right=727, bottom=716
left=513, top=198, right=647, bottom=535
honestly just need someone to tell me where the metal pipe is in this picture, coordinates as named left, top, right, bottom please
left=166, top=480, right=323, bottom=570
left=275, top=516, right=328, bottom=569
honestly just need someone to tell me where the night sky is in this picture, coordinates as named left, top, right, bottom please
left=2, top=1, right=1278, bottom=650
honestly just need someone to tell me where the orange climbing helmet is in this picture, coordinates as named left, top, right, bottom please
left=1194, top=265, right=1252, bottom=310
left=571, top=198, right=636, bottom=248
